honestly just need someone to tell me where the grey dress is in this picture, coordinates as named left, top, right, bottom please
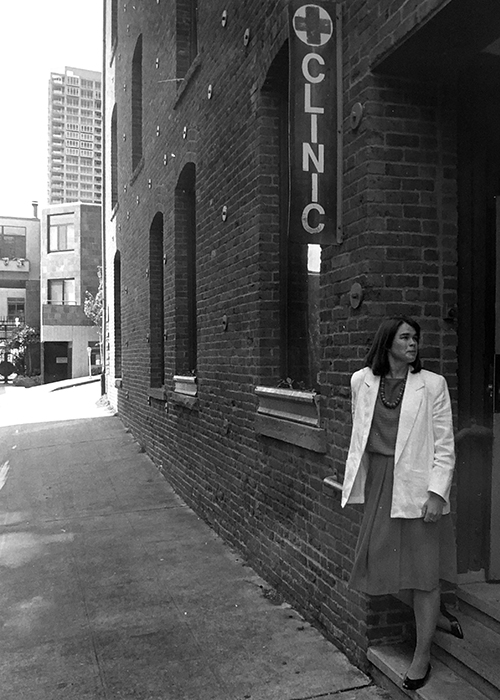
left=349, top=377, right=457, bottom=595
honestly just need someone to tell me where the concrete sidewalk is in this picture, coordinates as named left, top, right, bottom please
left=0, top=382, right=390, bottom=700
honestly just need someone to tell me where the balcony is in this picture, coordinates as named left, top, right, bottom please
left=0, top=258, right=30, bottom=273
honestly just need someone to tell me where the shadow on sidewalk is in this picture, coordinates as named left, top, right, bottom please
left=0, top=385, right=388, bottom=700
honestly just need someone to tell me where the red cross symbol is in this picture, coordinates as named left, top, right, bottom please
left=293, top=5, right=333, bottom=46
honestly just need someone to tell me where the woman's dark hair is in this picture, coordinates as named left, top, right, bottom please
left=365, top=316, right=422, bottom=376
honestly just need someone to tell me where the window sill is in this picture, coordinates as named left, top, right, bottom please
left=130, top=157, right=144, bottom=186
left=148, top=386, right=166, bottom=402
left=255, top=385, right=325, bottom=452
left=255, top=386, right=320, bottom=426
left=110, top=38, right=118, bottom=66
left=173, top=374, right=197, bottom=397
left=173, top=53, right=202, bottom=110
left=45, top=302, right=78, bottom=306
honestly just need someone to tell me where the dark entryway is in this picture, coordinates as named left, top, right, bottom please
left=43, top=342, right=71, bottom=384
left=373, top=0, right=500, bottom=581
left=457, top=53, right=500, bottom=581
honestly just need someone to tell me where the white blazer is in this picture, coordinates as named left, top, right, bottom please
left=341, top=367, right=455, bottom=518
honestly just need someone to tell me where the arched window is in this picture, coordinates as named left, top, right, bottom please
left=111, top=104, right=118, bottom=209
left=260, top=43, right=320, bottom=390
left=113, top=251, right=122, bottom=377
left=111, top=0, right=118, bottom=50
left=131, top=35, right=143, bottom=171
left=176, top=0, right=198, bottom=80
left=175, top=163, right=196, bottom=373
left=149, top=213, right=165, bottom=387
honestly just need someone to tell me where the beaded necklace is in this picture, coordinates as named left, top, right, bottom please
left=380, top=375, right=406, bottom=409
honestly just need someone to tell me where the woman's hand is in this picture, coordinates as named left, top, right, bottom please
left=422, top=492, right=445, bottom=523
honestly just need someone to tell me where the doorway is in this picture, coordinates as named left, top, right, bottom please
left=370, top=0, right=500, bottom=585
left=43, top=342, right=71, bottom=384
left=457, top=53, right=500, bottom=581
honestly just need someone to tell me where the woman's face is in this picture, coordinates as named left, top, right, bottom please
left=389, top=322, right=419, bottom=365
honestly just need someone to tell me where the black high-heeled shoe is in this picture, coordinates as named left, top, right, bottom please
left=439, top=602, right=464, bottom=639
left=402, top=663, right=431, bottom=691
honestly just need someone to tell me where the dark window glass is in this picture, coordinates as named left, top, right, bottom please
left=175, top=163, right=197, bottom=374
left=176, top=0, right=198, bottom=79
left=149, top=213, right=165, bottom=387
left=111, top=105, right=118, bottom=208
left=131, top=36, right=143, bottom=170
left=48, top=278, right=76, bottom=305
left=0, top=226, right=26, bottom=258
left=261, top=43, right=320, bottom=390
left=7, top=297, right=25, bottom=321
left=114, top=251, right=122, bottom=377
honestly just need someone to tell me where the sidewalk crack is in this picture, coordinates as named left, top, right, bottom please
left=288, top=681, right=375, bottom=700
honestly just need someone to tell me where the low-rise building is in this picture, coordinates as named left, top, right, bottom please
left=0, top=204, right=41, bottom=371
left=40, top=202, right=101, bottom=383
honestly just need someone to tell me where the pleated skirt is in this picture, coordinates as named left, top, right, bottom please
left=349, top=453, right=457, bottom=595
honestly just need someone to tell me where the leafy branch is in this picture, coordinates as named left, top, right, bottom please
left=84, top=266, right=103, bottom=327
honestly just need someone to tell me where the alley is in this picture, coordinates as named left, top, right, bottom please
left=0, top=381, right=389, bottom=700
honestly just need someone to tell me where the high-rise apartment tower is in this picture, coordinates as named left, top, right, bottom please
left=47, top=67, right=102, bottom=205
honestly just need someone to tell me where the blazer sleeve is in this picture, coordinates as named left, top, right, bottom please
left=427, top=376, right=455, bottom=503
left=350, top=368, right=364, bottom=418
left=350, top=374, right=357, bottom=418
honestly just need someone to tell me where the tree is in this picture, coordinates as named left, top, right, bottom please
left=84, top=267, right=104, bottom=374
left=84, top=266, right=104, bottom=327
left=7, top=324, right=40, bottom=376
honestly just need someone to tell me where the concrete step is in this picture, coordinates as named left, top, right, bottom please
left=432, top=613, right=500, bottom=700
left=368, top=643, right=491, bottom=700
left=457, top=584, right=500, bottom=635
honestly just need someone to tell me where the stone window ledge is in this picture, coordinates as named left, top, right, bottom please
left=130, top=157, right=144, bottom=186
left=171, top=375, right=198, bottom=410
left=148, top=386, right=166, bottom=402
left=255, top=386, right=325, bottom=453
left=174, top=53, right=202, bottom=109
left=173, top=375, right=197, bottom=396
left=110, top=38, right=118, bottom=66
left=174, top=53, right=201, bottom=109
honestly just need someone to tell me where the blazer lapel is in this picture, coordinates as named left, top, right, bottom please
left=395, top=371, right=425, bottom=464
left=359, top=371, right=380, bottom=447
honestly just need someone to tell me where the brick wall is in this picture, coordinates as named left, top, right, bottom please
left=107, top=0, right=458, bottom=668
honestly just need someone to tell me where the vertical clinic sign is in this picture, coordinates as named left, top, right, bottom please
left=289, top=1, right=338, bottom=244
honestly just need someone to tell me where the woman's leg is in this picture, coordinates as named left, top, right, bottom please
left=406, top=587, right=440, bottom=679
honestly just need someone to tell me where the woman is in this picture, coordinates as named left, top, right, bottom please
left=342, top=316, right=463, bottom=690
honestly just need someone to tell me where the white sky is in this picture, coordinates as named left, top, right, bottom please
left=0, top=0, right=103, bottom=219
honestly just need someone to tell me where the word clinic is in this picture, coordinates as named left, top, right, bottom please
left=301, top=52, right=326, bottom=235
